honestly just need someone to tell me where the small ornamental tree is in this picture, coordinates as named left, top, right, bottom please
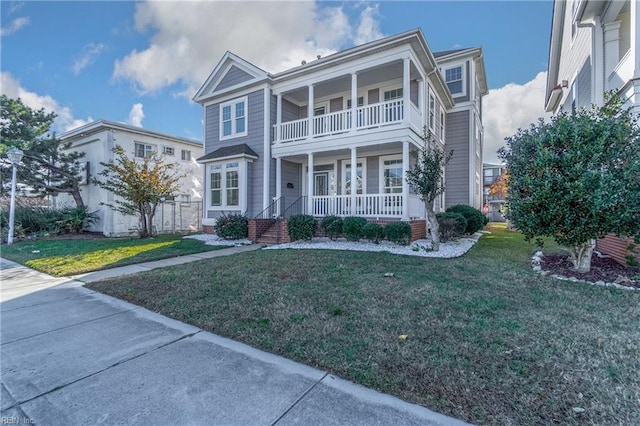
left=406, top=128, right=453, bottom=251
left=488, top=171, right=509, bottom=199
left=94, top=145, right=184, bottom=238
left=499, top=94, right=640, bottom=273
left=0, top=95, right=86, bottom=207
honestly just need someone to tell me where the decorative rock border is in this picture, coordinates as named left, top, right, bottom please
left=531, top=251, right=638, bottom=291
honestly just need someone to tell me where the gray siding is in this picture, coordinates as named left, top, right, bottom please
left=444, top=110, right=470, bottom=208
left=282, top=160, right=301, bottom=208
left=282, top=99, right=301, bottom=122
left=215, top=65, right=254, bottom=92
left=204, top=89, right=265, bottom=218
left=366, top=156, right=379, bottom=193
left=576, top=58, right=591, bottom=109
left=410, top=80, right=418, bottom=106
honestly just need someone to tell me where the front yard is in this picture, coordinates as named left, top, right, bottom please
left=86, top=224, right=639, bottom=425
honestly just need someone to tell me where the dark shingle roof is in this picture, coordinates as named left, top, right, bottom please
left=196, top=144, right=258, bottom=162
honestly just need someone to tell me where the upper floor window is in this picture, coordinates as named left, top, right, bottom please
left=429, top=94, right=435, bottom=130
left=135, top=143, right=155, bottom=158
left=445, top=66, right=463, bottom=95
left=220, top=97, right=248, bottom=140
left=384, top=88, right=403, bottom=101
left=181, top=150, right=191, bottom=161
left=163, top=146, right=174, bottom=156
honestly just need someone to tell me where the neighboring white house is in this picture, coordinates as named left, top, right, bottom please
left=193, top=29, right=487, bottom=242
left=58, top=120, right=203, bottom=237
left=545, top=0, right=640, bottom=265
left=482, top=163, right=507, bottom=222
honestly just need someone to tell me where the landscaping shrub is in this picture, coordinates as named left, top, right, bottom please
left=321, top=215, right=343, bottom=240
left=59, top=207, right=98, bottom=233
left=0, top=205, right=98, bottom=240
left=362, top=222, right=385, bottom=244
left=436, top=212, right=467, bottom=242
left=287, top=214, right=316, bottom=241
left=446, top=204, right=486, bottom=234
left=384, top=221, right=412, bottom=245
left=215, top=214, right=248, bottom=239
left=342, top=216, right=367, bottom=241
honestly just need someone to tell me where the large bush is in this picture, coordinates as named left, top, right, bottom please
left=0, top=205, right=97, bottom=238
left=321, top=215, right=343, bottom=240
left=446, top=205, right=485, bottom=234
left=342, top=216, right=367, bottom=241
left=287, top=214, right=316, bottom=241
left=384, top=221, right=412, bottom=245
left=436, top=212, right=467, bottom=242
left=215, top=214, right=248, bottom=239
left=362, top=222, right=385, bottom=244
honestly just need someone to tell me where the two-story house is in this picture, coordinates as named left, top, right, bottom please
left=194, top=29, right=487, bottom=242
left=58, top=120, right=203, bottom=236
left=545, top=0, right=640, bottom=265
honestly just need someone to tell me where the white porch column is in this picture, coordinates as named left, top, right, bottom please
left=263, top=86, right=271, bottom=211
left=402, top=141, right=410, bottom=220
left=403, top=57, right=410, bottom=125
left=307, top=152, right=314, bottom=215
left=275, top=157, right=282, bottom=216
left=351, top=73, right=358, bottom=131
left=350, top=147, right=357, bottom=215
left=632, top=0, right=640, bottom=79
left=603, top=21, right=621, bottom=89
left=308, top=84, right=314, bottom=138
left=276, top=93, right=282, bottom=143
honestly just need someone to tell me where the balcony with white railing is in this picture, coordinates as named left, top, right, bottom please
left=274, top=99, right=415, bottom=144
left=310, top=193, right=425, bottom=218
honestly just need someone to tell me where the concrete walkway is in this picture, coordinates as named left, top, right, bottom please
left=1, top=251, right=469, bottom=425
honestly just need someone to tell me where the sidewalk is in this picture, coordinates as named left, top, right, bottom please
left=1, top=253, right=469, bottom=425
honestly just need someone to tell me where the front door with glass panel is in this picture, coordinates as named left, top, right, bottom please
left=314, top=173, right=329, bottom=196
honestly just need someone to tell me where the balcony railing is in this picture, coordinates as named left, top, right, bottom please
left=310, top=193, right=405, bottom=217
left=274, top=99, right=408, bottom=144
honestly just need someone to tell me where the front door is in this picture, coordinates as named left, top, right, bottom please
left=314, top=172, right=329, bottom=196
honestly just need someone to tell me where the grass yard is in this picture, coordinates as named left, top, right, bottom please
left=87, top=224, right=640, bottom=425
left=0, top=233, right=225, bottom=276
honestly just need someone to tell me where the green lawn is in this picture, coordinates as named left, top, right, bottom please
left=86, top=224, right=640, bottom=425
left=0, top=234, right=225, bottom=276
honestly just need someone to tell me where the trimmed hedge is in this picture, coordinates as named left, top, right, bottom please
left=321, top=215, right=343, bottom=240
left=342, top=216, right=367, bottom=241
left=446, top=205, right=486, bottom=234
left=215, top=214, right=248, bottom=239
left=436, top=212, right=467, bottom=242
left=384, top=221, right=412, bottom=245
left=287, top=214, right=316, bottom=241
left=362, top=222, right=385, bottom=244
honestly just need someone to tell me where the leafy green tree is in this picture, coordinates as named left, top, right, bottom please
left=406, top=128, right=453, bottom=251
left=0, top=95, right=86, bottom=207
left=94, top=145, right=184, bottom=238
left=499, top=94, right=640, bottom=273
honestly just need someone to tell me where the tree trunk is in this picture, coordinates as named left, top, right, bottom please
left=138, top=204, right=150, bottom=238
left=70, top=188, right=85, bottom=209
left=567, top=241, right=594, bottom=273
left=425, top=201, right=440, bottom=251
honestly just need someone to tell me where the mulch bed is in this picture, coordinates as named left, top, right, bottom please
left=541, top=252, right=640, bottom=289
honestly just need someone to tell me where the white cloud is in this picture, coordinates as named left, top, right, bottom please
left=71, top=43, right=106, bottom=75
left=483, top=71, right=551, bottom=164
left=1, top=71, right=92, bottom=132
left=127, top=103, right=144, bottom=127
left=112, top=1, right=384, bottom=97
left=1, top=17, right=30, bottom=36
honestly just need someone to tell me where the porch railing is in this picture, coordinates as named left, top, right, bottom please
left=274, top=99, right=406, bottom=143
left=311, top=194, right=404, bottom=217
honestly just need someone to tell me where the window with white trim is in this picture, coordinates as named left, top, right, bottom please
left=163, top=146, right=174, bottom=155
left=445, top=66, right=463, bottom=95
left=209, top=161, right=240, bottom=208
left=181, top=149, right=191, bottom=161
left=135, top=143, right=155, bottom=158
left=429, top=94, right=435, bottom=130
left=220, top=97, right=248, bottom=140
left=382, top=157, right=403, bottom=194
left=440, top=111, right=445, bottom=141
left=343, top=159, right=366, bottom=195
left=384, top=88, right=403, bottom=101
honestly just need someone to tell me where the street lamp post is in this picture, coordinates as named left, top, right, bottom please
left=7, top=148, right=24, bottom=245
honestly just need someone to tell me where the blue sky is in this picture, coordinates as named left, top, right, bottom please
left=1, top=1, right=553, bottom=162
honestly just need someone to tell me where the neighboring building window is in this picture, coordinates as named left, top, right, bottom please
left=382, top=157, right=403, bottom=194
left=445, top=66, right=463, bottom=95
left=180, top=194, right=191, bottom=205
left=163, top=146, right=174, bottom=155
left=135, top=143, right=155, bottom=158
left=181, top=149, right=191, bottom=161
left=429, top=94, right=435, bottom=130
left=384, top=88, right=403, bottom=101
left=209, top=162, right=240, bottom=208
left=220, top=97, right=248, bottom=140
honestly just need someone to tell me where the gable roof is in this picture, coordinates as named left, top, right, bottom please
left=193, top=52, right=270, bottom=104
left=196, top=144, right=258, bottom=163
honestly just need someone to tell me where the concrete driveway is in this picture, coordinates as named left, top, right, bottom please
left=1, top=258, right=468, bottom=425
